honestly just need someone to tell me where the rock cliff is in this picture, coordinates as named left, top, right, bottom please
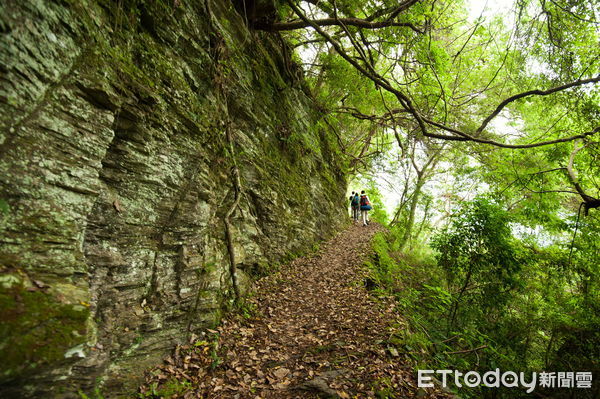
left=0, top=0, right=346, bottom=396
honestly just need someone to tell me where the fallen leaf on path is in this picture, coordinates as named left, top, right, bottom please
left=272, top=367, right=290, bottom=379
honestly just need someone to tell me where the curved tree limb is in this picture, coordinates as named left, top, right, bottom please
left=476, top=75, right=600, bottom=135
left=361, top=0, right=422, bottom=21
left=424, top=120, right=600, bottom=149
left=286, top=1, right=600, bottom=149
left=255, top=17, right=424, bottom=33
left=566, top=140, right=600, bottom=214
left=286, top=1, right=431, bottom=135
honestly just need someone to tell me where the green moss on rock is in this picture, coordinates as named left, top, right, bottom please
left=0, top=0, right=347, bottom=396
left=0, top=272, right=90, bottom=382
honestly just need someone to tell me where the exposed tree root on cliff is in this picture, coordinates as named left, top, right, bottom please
left=222, top=121, right=242, bottom=303
left=140, top=223, right=453, bottom=399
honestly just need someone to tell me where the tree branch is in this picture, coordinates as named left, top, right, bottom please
left=566, top=140, right=600, bottom=214
left=364, top=0, right=421, bottom=21
left=476, top=75, right=600, bottom=135
left=286, top=1, right=600, bottom=149
left=255, top=17, right=424, bottom=34
left=424, top=119, right=600, bottom=149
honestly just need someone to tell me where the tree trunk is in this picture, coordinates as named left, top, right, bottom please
left=398, top=172, right=425, bottom=251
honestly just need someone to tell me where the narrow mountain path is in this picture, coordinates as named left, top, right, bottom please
left=141, top=223, right=451, bottom=398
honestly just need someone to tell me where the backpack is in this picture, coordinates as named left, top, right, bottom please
left=360, top=195, right=372, bottom=210
left=351, top=195, right=360, bottom=206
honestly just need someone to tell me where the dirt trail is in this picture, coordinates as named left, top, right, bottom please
left=141, top=223, right=451, bottom=398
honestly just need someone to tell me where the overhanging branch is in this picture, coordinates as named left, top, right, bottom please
left=255, top=17, right=424, bottom=34
left=476, top=75, right=600, bottom=135
left=286, top=1, right=600, bottom=150
left=567, top=140, right=600, bottom=214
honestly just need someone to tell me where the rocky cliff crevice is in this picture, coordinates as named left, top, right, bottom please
left=0, top=0, right=346, bottom=397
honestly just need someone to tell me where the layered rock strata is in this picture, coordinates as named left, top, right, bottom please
left=0, top=0, right=346, bottom=396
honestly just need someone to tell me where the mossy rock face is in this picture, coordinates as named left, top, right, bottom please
left=0, top=0, right=346, bottom=396
left=0, top=272, right=90, bottom=382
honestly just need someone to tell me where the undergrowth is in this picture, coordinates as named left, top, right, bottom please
left=365, top=198, right=599, bottom=398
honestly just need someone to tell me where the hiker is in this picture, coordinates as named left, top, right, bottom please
left=350, top=191, right=360, bottom=222
left=359, top=190, right=372, bottom=226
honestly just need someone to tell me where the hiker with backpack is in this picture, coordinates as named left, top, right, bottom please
left=350, top=191, right=360, bottom=222
left=359, top=190, right=372, bottom=226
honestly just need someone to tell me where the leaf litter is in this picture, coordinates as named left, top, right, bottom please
left=140, top=223, right=454, bottom=398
